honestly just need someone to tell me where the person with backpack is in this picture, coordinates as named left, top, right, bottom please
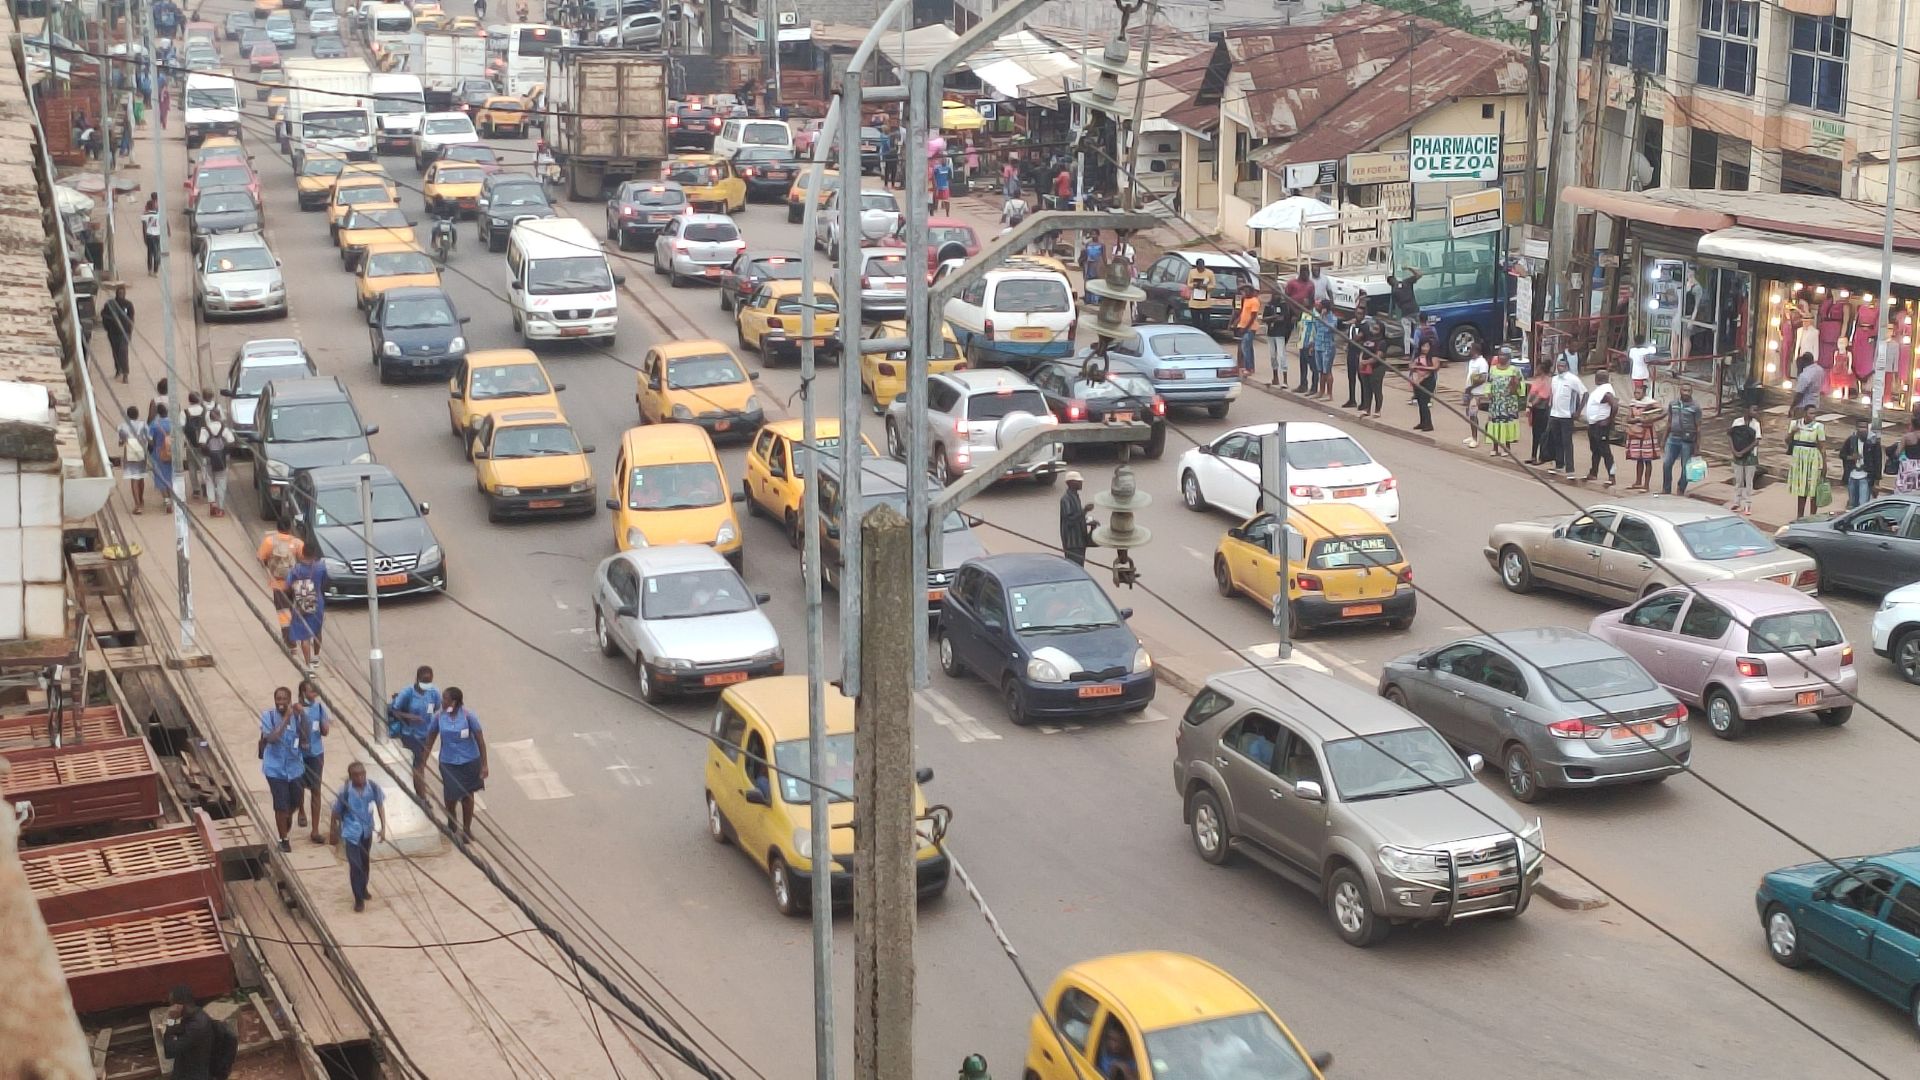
left=297, top=679, right=331, bottom=843
left=117, top=404, right=148, bottom=513
left=181, top=391, right=206, bottom=500
left=163, top=985, right=236, bottom=1080
left=148, top=402, right=175, bottom=509
left=259, top=685, right=305, bottom=853
left=330, top=760, right=388, bottom=913
left=285, top=547, right=329, bottom=676
left=257, top=516, right=304, bottom=648
left=197, top=406, right=234, bottom=516
left=389, top=665, right=441, bottom=801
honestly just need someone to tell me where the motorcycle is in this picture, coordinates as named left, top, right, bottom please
left=431, top=218, right=455, bottom=265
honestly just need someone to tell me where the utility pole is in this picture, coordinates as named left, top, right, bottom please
left=98, top=3, right=116, bottom=279
left=1596, top=66, right=1646, bottom=340
left=359, top=475, right=386, bottom=718
left=1873, top=0, right=1910, bottom=433
left=1546, top=0, right=1583, bottom=319
left=1259, top=428, right=1291, bottom=659
left=1573, top=0, right=1615, bottom=321
left=142, top=0, right=192, bottom=649
left=1524, top=0, right=1543, bottom=226
left=835, top=69, right=866, bottom=684
left=852, top=503, right=915, bottom=1080
left=1120, top=0, right=1159, bottom=213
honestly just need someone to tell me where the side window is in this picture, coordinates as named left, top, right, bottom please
left=1833, top=868, right=1899, bottom=917
left=1432, top=643, right=1486, bottom=681
left=1679, top=599, right=1733, bottom=640
left=768, top=435, right=789, bottom=477
left=1275, top=726, right=1322, bottom=787
left=712, top=701, right=747, bottom=763
left=928, top=380, right=959, bottom=413
left=1889, top=884, right=1920, bottom=936
left=961, top=279, right=987, bottom=306
left=1624, top=591, right=1686, bottom=632
left=1614, top=516, right=1660, bottom=557
left=750, top=429, right=773, bottom=465
left=951, top=565, right=981, bottom=610
left=1852, top=502, right=1911, bottom=536
left=1181, top=687, right=1235, bottom=726
left=1567, top=509, right=1617, bottom=546
left=1481, top=653, right=1527, bottom=697
left=1214, top=433, right=1249, bottom=460
left=1225, top=714, right=1280, bottom=771
left=977, top=583, right=1008, bottom=629
left=1053, top=987, right=1098, bottom=1053
left=1240, top=514, right=1277, bottom=550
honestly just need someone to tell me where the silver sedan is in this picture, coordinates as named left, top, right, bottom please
left=591, top=545, right=783, bottom=704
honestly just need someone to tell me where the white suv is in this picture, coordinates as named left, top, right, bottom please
left=411, top=112, right=479, bottom=172
left=883, top=369, right=1062, bottom=486
left=1872, top=581, right=1920, bottom=684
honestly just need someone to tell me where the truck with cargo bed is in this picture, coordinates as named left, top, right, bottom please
left=398, top=27, right=491, bottom=109
left=542, top=46, right=668, bottom=201
left=283, top=57, right=376, bottom=164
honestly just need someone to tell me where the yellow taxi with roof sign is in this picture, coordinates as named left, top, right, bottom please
left=470, top=408, right=598, bottom=521
left=294, top=152, right=349, bottom=209
left=423, top=158, right=488, bottom=217
left=665, top=153, right=746, bottom=214
left=736, top=279, right=839, bottom=366
left=1213, top=503, right=1415, bottom=633
left=447, top=350, right=565, bottom=451
left=475, top=95, right=530, bottom=138
left=861, top=319, right=964, bottom=413
left=744, top=418, right=877, bottom=548
left=636, top=341, right=765, bottom=439
left=354, top=242, right=441, bottom=308
left=784, top=167, right=838, bottom=224
left=337, top=205, right=414, bottom=271
left=328, top=172, right=400, bottom=239
left=607, top=424, right=744, bottom=566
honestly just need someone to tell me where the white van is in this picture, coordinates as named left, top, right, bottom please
left=712, top=118, right=792, bottom=160
left=506, top=217, right=624, bottom=345
left=369, top=71, right=427, bottom=154
left=364, top=3, right=413, bottom=56
left=937, top=259, right=1079, bottom=366
left=183, top=72, right=241, bottom=148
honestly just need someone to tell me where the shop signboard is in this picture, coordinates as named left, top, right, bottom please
left=1808, top=117, right=1845, bottom=160
left=1449, top=187, right=1504, bottom=238
left=1410, top=134, right=1501, bottom=183
left=1345, top=151, right=1409, bottom=185
left=1283, top=160, right=1339, bottom=189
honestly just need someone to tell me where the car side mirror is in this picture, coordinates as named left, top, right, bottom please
left=616, top=602, right=638, bottom=618
left=825, top=522, right=840, bottom=539
left=748, top=370, right=761, bottom=381
left=554, top=383, right=567, bottom=392
left=460, top=315, right=472, bottom=324
left=1294, top=780, right=1324, bottom=802
left=1198, top=443, right=1215, bottom=456
left=605, top=498, right=619, bottom=511
left=743, top=786, right=769, bottom=806
left=1311, top=1051, right=1334, bottom=1071
left=964, top=513, right=983, bottom=528
left=1465, top=753, right=1486, bottom=773
left=364, top=424, right=380, bottom=436
left=732, top=488, right=747, bottom=504
left=219, top=388, right=235, bottom=398
left=1118, top=607, right=1133, bottom=620
left=982, top=615, right=1003, bottom=633
left=418, top=501, right=430, bottom=514
left=1552, top=525, right=1564, bottom=539
left=471, top=447, right=488, bottom=459
left=367, top=310, right=377, bottom=325
left=613, top=272, right=627, bottom=286
left=754, top=591, right=771, bottom=604
left=914, top=766, right=933, bottom=784
left=894, top=393, right=908, bottom=404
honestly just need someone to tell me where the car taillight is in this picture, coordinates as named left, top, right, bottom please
left=674, top=242, right=690, bottom=253
left=1294, top=573, right=1323, bottom=592
left=1152, top=367, right=1185, bottom=380
left=741, top=166, right=756, bottom=176
left=861, top=275, right=871, bottom=289
left=767, top=316, right=784, bottom=330
left=710, top=116, right=723, bottom=129
left=1735, top=657, right=1767, bottom=678
left=1150, top=396, right=1166, bottom=416
left=1065, top=400, right=1086, bottom=422
left=983, top=319, right=995, bottom=340
left=1216, top=367, right=1240, bottom=378
left=1378, top=476, right=1397, bottom=493
left=1396, top=566, right=1413, bottom=584
left=876, top=362, right=896, bottom=376
left=1657, top=702, right=1687, bottom=727
left=955, top=417, right=967, bottom=438
left=621, top=206, right=635, bottom=216
left=1795, top=568, right=1819, bottom=589
left=1547, top=718, right=1604, bottom=740
left=1290, top=484, right=1325, bottom=498
left=667, top=115, right=680, bottom=127
left=1841, top=644, right=1854, bottom=666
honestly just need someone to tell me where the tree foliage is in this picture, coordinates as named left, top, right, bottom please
left=1323, top=0, right=1532, bottom=47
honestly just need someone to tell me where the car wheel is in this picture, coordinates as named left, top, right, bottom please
left=669, top=271, right=684, bottom=288
left=885, top=421, right=904, bottom=460
left=594, top=606, right=622, bottom=658
left=638, top=661, right=666, bottom=704
left=1765, top=905, right=1809, bottom=968
left=932, top=451, right=952, bottom=486
left=705, top=793, right=729, bottom=845
left=1206, top=402, right=1230, bottom=420
left=1382, top=685, right=1411, bottom=710
left=769, top=855, right=802, bottom=916
left=1187, top=788, right=1232, bottom=866
left=1498, top=546, right=1533, bottom=593
left=1503, top=744, right=1542, bottom=804
left=1326, top=866, right=1388, bottom=947
left=653, top=250, right=667, bottom=275
left=1895, top=629, right=1920, bottom=685
left=1002, top=679, right=1030, bottom=727
left=1213, top=555, right=1235, bottom=598
left=1818, top=705, right=1853, bottom=726
left=1705, top=688, right=1747, bottom=739
left=718, top=288, right=731, bottom=311
left=785, top=511, right=803, bottom=550
left=1142, top=426, right=1167, bottom=460
left=1180, top=470, right=1207, bottom=511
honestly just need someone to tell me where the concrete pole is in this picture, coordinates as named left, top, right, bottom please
left=1120, top=0, right=1159, bottom=214
left=98, top=4, right=116, bottom=279
left=1572, top=0, right=1615, bottom=322
left=1873, top=0, right=1909, bottom=432
left=144, top=0, right=193, bottom=650
left=1546, top=0, right=1582, bottom=319
left=1259, top=427, right=1290, bottom=659
left=836, top=70, right=865, bottom=686
left=359, top=474, right=386, bottom=718
left=852, top=502, right=915, bottom=1080
left=904, top=66, right=932, bottom=687
left=1524, top=0, right=1542, bottom=226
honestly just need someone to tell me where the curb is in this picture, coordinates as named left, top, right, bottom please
left=1535, top=873, right=1610, bottom=911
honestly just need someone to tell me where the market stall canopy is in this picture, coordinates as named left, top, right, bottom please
left=876, top=24, right=961, bottom=70
left=51, top=185, right=95, bottom=215
left=1246, top=195, right=1338, bottom=231
left=939, top=100, right=986, bottom=131
left=1560, top=186, right=1920, bottom=252
left=1697, top=226, right=1920, bottom=290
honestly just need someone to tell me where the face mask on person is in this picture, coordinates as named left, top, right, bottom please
left=417, top=681, right=434, bottom=693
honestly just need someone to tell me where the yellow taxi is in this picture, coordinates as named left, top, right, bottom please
left=327, top=173, right=400, bottom=239
left=445, top=15, right=483, bottom=31
left=1025, top=952, right=1329, bottom=1080
left=447, top=350, right=566, bottom=451
left=470, top=408, right=597, bottom=521
left=744, top=418, right=877, bottom=547
left=251, top=0, right=281, bottom=16
left=423, top=159, right=488, bottom=217
left=664, top=153, right=746, bottom=214
left=255, top=67, right=286, bottom=103
left=336, top=206, right=414, bottom=271
left=860, top=320, right=964, bottom=413
left=294, top=152, right=349, bottom=210
left=636, top=341, right=764, bottom=438
left=703, top=675, right=949, bottom=915
left=784, top=167, right=837, bottom=224
left=1213, top=503, right=1414, bottom=633
left=354, top=242, right=441, bottom=308
left=474, top=95, right=530, bottom=138
left=736, top=280, right=839, bottom=366
left=266, top=83, right=289, bottom=119
left=607, top=424, right=743, bottom=565
left=196, top=134, right=244, bottom=156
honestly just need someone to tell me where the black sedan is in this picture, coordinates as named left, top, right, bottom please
left=732, top=146, right=800, bottom=200
left=1027, top=357, right=1168, bottom=459
left=288, top=465, right=446, bottom=601
left=604, top=179, right=688, bottom=251
left=717, top=249, right=803, bottom=313
left=1775, top=493, right=1920, bottom=598
left=668, top=101, right=720, bottom=149
left=188, top=187, right=262, bottom=250
left=309, top=34, right=346, bottom=58
left=475, top=179, right=554, bottom=252
left=367, top=286, right=470, bottom=383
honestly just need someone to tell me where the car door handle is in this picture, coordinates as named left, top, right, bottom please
left=1268, top=788, right=1285, bottom=799
left=1502, top=707, right=1518, bottom=716
left=1451, top=689, right=1466, bottom=697
left=1587, top=550, right=1602, bottom=558
left=1638, top=561, right=1654, bottom=569
left=1215, top=757, right=1231, bottom=768
left=1878, top=542, right=1893, bottom=549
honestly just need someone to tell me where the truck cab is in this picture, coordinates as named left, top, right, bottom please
left=1323, top=218, right=1509, bottom=361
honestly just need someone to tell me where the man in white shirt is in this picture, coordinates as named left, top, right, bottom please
left=1461, top=349, right=1490, bottom=448
left=1627, top=332, right=1657, bottom=398
left=1582, top=369, right=1619, bottom=486
left=1547, top=358, right=1586, bottom=477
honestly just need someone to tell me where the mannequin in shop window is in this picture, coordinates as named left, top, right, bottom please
left=1819, top=291, right=1847, bottom=374
left=1791, top=294, right=1820, bottom=368
left=1851, top=296, right=1881, bottom=391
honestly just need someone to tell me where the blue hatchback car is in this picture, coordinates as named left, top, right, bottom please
left=935, top=553, right=1156, bottom=725
left=1101, top=325, right=1242, bottom=419
left=1756, top=850, right=1920, bottom=1025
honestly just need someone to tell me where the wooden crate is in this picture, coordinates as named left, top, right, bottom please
left=23, top=810, right=224, bottom=922
left=0, top=737, right=163, bottom=832
left=49, top=899, right=232, bottom=1016
left=0, top=705, right=128, bottom=753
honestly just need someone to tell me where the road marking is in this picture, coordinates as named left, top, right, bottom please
left=492, top=739, right=574, bottom=801
left=574, top=730, right=645, bottom=787
left=1182, top=545, right=1209, bottom=563
left=553, top=596, right=570, bottom=610
left=606, top=764, right=650, bottom=787
left=1126, top=706, right=1171, bottom=725
left=919, top=688, right=1001, bottom=743
left=1236, top=642, right=1372, bottom=685
left=1036, top=723, right=1084, bottom=735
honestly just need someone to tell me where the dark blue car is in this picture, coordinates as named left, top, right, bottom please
left=1756, top=850, right=1920, bottom=1025
left=935, top=553, right=1155, bottom=725
left=367, top=286, right=469, bottom=383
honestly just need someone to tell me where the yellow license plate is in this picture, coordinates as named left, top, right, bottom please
left=1342, top=603, right=1383, bottom=617
left=1796, top=690, right=1820, bottom=707
left=1077, top=684, right=1123, bottom=698
left=714, top=419, right=731, bottom=431
left=528, top=499, right=563, bottom=509
left=1465, top=869, right=1500, bottom=883
left=376, top=572, right=407, bottom=586
left=1606, top=721, right=1659, bottom=742
left=703, top=671, right=749, bottom=687
left=1334, top=487, right=1368, bottom=498
left=1011, top=327, right=1049, bottom=341
left=1112, top=411, right=1133, bottom=422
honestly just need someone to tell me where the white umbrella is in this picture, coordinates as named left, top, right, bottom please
left=1245, top=195, right=1337, bottom=231
left=52, top=184, right=95, bottom=214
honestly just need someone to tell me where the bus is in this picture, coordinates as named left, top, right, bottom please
left=364, top=3, right=414, bottom=58
left=487, top=23, right=564, bottom=98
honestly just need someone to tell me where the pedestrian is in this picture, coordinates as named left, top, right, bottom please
left=181, top=391, right=207, bottom=501
left=102, top=283, right=134, bottom=383
left=1894, top=414, right=1920, bottom=493
left=297, top=678, right=330, bottom=843
left=1108, top=235, right=1136, bottom=280
left=117, top=405, right=148, bottom=513
left=257, top=513, right=303, bottom=646
left=148, top=403, right=175, bottom=509
left=1232, top=284, right=1262, bottom=376
left=1302, top=298, right=1337, bottom=399
left=1001, top=156, right=1021, bottom=200
left=1840, top=417, right=1883, bottom=509
left=329, top=760, right=388, bottom=912
left=1627, top=333, right=1656, bottom=398
left=1557, top=339, right=1583, bottom=378
left=423, top=686, right=488, bottom=844
left=1524, top=362, right=1552, bottom=464
left=1284, top=266, right=1315, bottom=389
left=285, top=546, right=329, bottom=675
left=1309, top=262, right=1331, bottom=309
left=1791, top=352, right=1824, bottom=413
left=1409, top=339, right=1440, bottom=431
left=931, top=152, right=953, bottom=216
left=158, top=78, right=170, bottom=130
left=1385, top=264, right=1422, bottom=353
left=1661, top=383, right=1705, bottom=495
left=1728, top=403, right=1761, bottom=514
left=1461, top=347, right=1490, bottom=447
left=1051, top=163, right=1072, bottom=209
left=958, top=1053, right=993, bottom=1080
left=1786, top=404, right=1829, bottom=517
left=999, top=190, right=1028, bottom=229
left=259, top=686, right=305, bottom=853
left=149, top=376, right=168, bottom=423
left=1350, top=302, right=1387, bottom=405
left=1058, top=470, right=1095, bottom=565
left=1485, top=348, right=1526, bottom=458
left=1185, top=259, right=1216, bottom=328
left=161, top=985, right=226, bottom=1080
left=1341, top=305, right=1364, bottom=407
left=1583, top=369, right=1619, bottom=485
left=142, top=193, right=162, bottom=275
left=1625, top=393, right=1660, bottom=491
left=1357, top=329, right=1386, bottom=417
left=1547, top=357, right=1585, bottom=476
left=389, top=665, right=442, bottom=801
left=1079, top=231, right=1105, bottom=302
left=197, top=406, right=233, bottom=516
left=1265, top=285, right=1295, bottom=387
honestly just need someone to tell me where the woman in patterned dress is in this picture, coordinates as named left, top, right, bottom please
left=1786, top=405, right=1828, bottom=519
left=1624, top=395, right=1660, bottom=491
left=1483, top=349, right=1525, bottom=456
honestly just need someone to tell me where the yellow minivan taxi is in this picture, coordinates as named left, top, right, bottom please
left=664, top=153, right=746, bottom=214
left=607, top=424, right=743, bottom=566
left=744, top=419, right=877, bottom=547
left=447, top=350, right=565, bottom=450
left=861, top=319, right=964, bottom=412
left=736, top=280, right=839, bottom=366
left=355, top=242, right=440, bottom=308
left=636, top=340, right=764, bottom=438
left=470, top=408, right=597, bottom=521
left=1025, top=952, right=1328, bottom=1080
left=328, top=173, right=400, bottom=238
left=1213, top=502, right=1414, bottom=633
left=703, top=675, right=949, bottom=915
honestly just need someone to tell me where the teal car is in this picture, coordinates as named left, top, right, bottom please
left=1756, top=850, right=1920, bottom=1027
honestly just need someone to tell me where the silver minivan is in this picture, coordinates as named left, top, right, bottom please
left=1173, top=665, right=1543, bottom=947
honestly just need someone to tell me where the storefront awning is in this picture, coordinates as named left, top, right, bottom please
left=1697, top=226, right=1920, bottom=289
left=876, top=24, right=960, bottom=70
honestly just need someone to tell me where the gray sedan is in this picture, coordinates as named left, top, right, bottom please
left=1101, top=324, right=1242, bottom=418
left=1379, top=627, right=1690, bottom=802
left=1774, top=494, right=1920, bottom=599
left=591, top=545, right=783, bottom=703
left=194, top=233, right=286, bottom=320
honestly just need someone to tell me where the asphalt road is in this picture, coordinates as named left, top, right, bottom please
left=139, top=13, right=1920, bottom=1076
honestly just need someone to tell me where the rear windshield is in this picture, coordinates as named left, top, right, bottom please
left=966, top=389, right=1048, bottom=421
left=1676, top=516, right=1775, bottom=560
left=775, top=295, right=838, bottom=314
left=864, top=255, right=909, bottom=279
left=860, top=193, right=898, bottom=212
left=198, top=166, right=251, bottom=188
left=1288, top=436, right=1371, bottom=470
left=630, top=187, right=684, bottom=206
left=302, top=157, right=346, bottom=178
left=994, top=278, right=1070, bottom=313
left=1747, top=611, right=1845, bottom=653
left=1150, top=330, right=1225, bottom=358
left=1540, top=657, right=1658, bottom=701
left=237, top=361, right=309, bottom=395
left=199, top=191, right=256, bottom=214
left=436, top=166, right=486, bottom=184
left=1308, top=534, right=1400, bottom=570
left=752, top=257, right=803, bottom=280
left=742, top=123, right=790, bottom=145
left=684, top=222, right=739, bottom=242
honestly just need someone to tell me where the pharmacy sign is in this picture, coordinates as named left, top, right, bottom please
left=1409, top=134, right=1501, bottom=183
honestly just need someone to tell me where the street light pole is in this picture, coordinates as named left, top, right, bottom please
left=141, top=0, right=193, bottom=650
left=359, top=474, right=386, bottom=719
left=1873, top=0, right=1909, bottom=432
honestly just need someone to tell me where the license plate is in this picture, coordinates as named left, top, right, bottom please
left=714, top=419, right=731, bottom=432
left=1333, top=487, right=1367, bottom=498
left=703, top=266, right=722, bottom=275
left=1077, top=684, right=1124, bottom=698
left=1464, top=868, right=1500, bottom=884
left=376, top=572, right=407, bottom=586
left=1111, top=411, right=1133, bottom=422
left=560, top=327, right=589, bottom=336
left=1342, top=603, right=1383, bottom=617
left=703, top=671, right=748, bottom=687
left=1011, top=328, right=1049, bottom=341
left=234, top=300, right=261, bottom=308
left=1796, top=690, right=1820, bottom=707
left=928, top=588, right=946, bottom=603
left=1462, top=882, right=1504, bottom=898
left=528, top=499, right=563, bottom=509
left=650, top=214, right=674, bottom=222
left=1606, top=721, right=1659, bottom=742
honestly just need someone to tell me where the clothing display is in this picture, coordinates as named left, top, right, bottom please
left=1849, top=298, right=1879, bottom=383
left=1817, top=296, right=1846, bottom=371
left=1791, top=299, right=1820, bottom=364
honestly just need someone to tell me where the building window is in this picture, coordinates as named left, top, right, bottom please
left=1696, top=0, right=1756, bottom=95
left=1788, top=15, right=1848, bottom=113
left=1583, top=0, right=1669, bottom=73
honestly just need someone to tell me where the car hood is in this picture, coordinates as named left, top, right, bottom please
left=1018, top=623, right=1140, bottom=677
left=264, top=436, right=370, bottom=472
left=643, top=609, right=778, bottom=663
left=315, top=516, right=435, bottom=566
left=936, top=526, right=986, bottom=571
left=489, top=455, right=591, bottom=487
left=1347, top=783, right=1528, bottom=849
left=1764, top=857, right=1858, bottom=897
left=230, top=396, right=260, bottom=429
left=206, top=268, right=282, bottom=292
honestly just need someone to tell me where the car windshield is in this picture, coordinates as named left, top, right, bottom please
left=197, top=166, right=250, bottom=188
left=684, top=222, right=739, bottom=242
left=185, top=87, right=234, bottom=109
left=1747, top=610, right=1845, bottom=653
left=485, top=100, right=523, bottom=113
left=469, top=364, right=551, bottom=400
left=340, top=184, right=390, bottom=204
left=667, top=353, right=745, bottom=389
left=773, top=733, right=854, bottom=804
left=666, top=164, right=722, bottom=185
left=752, top=257, right=802, bottom=280
left=385, top=297, right=456, bottom=329
left=347, top=208, right=409, bottom=229
left=742, top=124, right=789, bottom=145
left=1323, top=726, right=1470, bottom=800
left=1149, top=330, right=1225, bottom=358
left=302, top=157, right=346, bottom=178
left=374, top=93, right=422, bottom=114
left=626, top=462, right=724, bottom=510
left=267, top=402, right=363, bottom=442
left=789, top=435, right=847, bottom=472
left=864, top=255, right=909, bottom=279
left=491, top=186, right=548, bottom=208
left=198, top=192, right=256, bottom=215
left=966, top=389, right=1048, bottom=421
left=528, top=256, right=613, bottom=294
left=929, top=226, right=974, bottom=248
left=312, top=112, right=371, bottom=136
left=236, top=360, right=308, bottom=395
left=368, top=250, right=434, bottom=277
left=445, top=146, right=497, bottom=164
left=311, top=483, right=417, bottom=526
left=860, top=193, right=898, bottom=212
left=1308, top=534, right=1401, bottom=570
left=1540, top=657, right=1658, bottom=701
left=736, top=147, right=788, bottom=161
left=436, top=166, right=486, bottom=184
left=629, top=187, right=683, bottom=206
left=1007, top=578, right=1120, bottom=632
left=996, top=279, right=1070, bottom=313
left=1076, top=372, right=1155, bottom=402
left=1140, top=1011, right=1318, bottom=1080
left=640, top=567, right=754, bottom=620
left=1675, top=516, right=1775, bottom=560
left=207, top=246, right=275, bottom=273
left=775, top=294, right=838, bottom=314
left=425, top=117, right=472, bottom=134
left=490, top=423, right=579, bottom=458
left=1288, top=436, right=1371, bottom=471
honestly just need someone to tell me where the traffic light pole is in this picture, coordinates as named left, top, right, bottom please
left=1260, top=427, right=1293, bottom=659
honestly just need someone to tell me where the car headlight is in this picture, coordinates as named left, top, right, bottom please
left=671, top=404, right=693, bottom=419
left=750, top=645, right=783, bottom=663
left=592, top=308, right=616, bottom=320
left=792, top=827, right=812, bottom=860
left=1026, top=656, right=1065, bottom=683
left=448, top=336, right=466, bottom=353
left=206, top=287, right=226, bottom=300
left=322, top=557, right=349, bottom=576
left=744, top=395, right=764, bottom=413
left=1379, top=845, right=1447, bottom=877
left=568, top=479, right=592, bottom=493
left=350, top=452, right=372, bottom=465
left=265, top=459, right=292, bottom=478
left=1130, top=646, right=1153, bottom=674
left=715, top=521, right=736, bottom=545
left=1519, top=820, right=1546, bottom=865
left=658, top=657, right=693, bottom=669
left=419, top=545, right=442, bottom=567
left=382, top=341, right=401, bottom=357
left=624, top=527, right=650, bottom=548
left=496, top=485, right=520, bottom=496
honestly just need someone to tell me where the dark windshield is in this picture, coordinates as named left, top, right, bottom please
left=626, top=462, right=723, bottom=510
left=198, top=192, right=256, bottom=215
left=490, top=423, right=580, bottom=458
left=491, top=186, right=548, bottom=208
left=528, top=255, right=613, bottom=294
left=385, top=297, right=455, bottom=329
left=267, top=402, right=363, bottom=442
left=863, top=255, right=909, bottom=279
left=236, top=361, right=308, bottom=396
left=995, top=279, right=1069, bottom=313
left=1540, top=657, right=1658, bottom=701
left=367, top=251, right=435, bottom=276
left=1676, top=516, right=1775, bottom=560
left=1324, top=726, right=1471, bottom=799
left=469, top=363, right=551, bottom=400
left=666, top=164, right=722, bottom=185
left=311, top=483, right=417, bottom=526
left=667, top=354, right=746, bottom=389
left=1008, top=578, right=1120, bottom=632
left=684, top=222, right=739, bottom=242
left=641, top=568, right=755, bottom=620
left=1748, top=610, right=1845, bottom=653
left=966, top=389, right=1048, bottom=421
left=628, top=187, right=684, bottom=206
